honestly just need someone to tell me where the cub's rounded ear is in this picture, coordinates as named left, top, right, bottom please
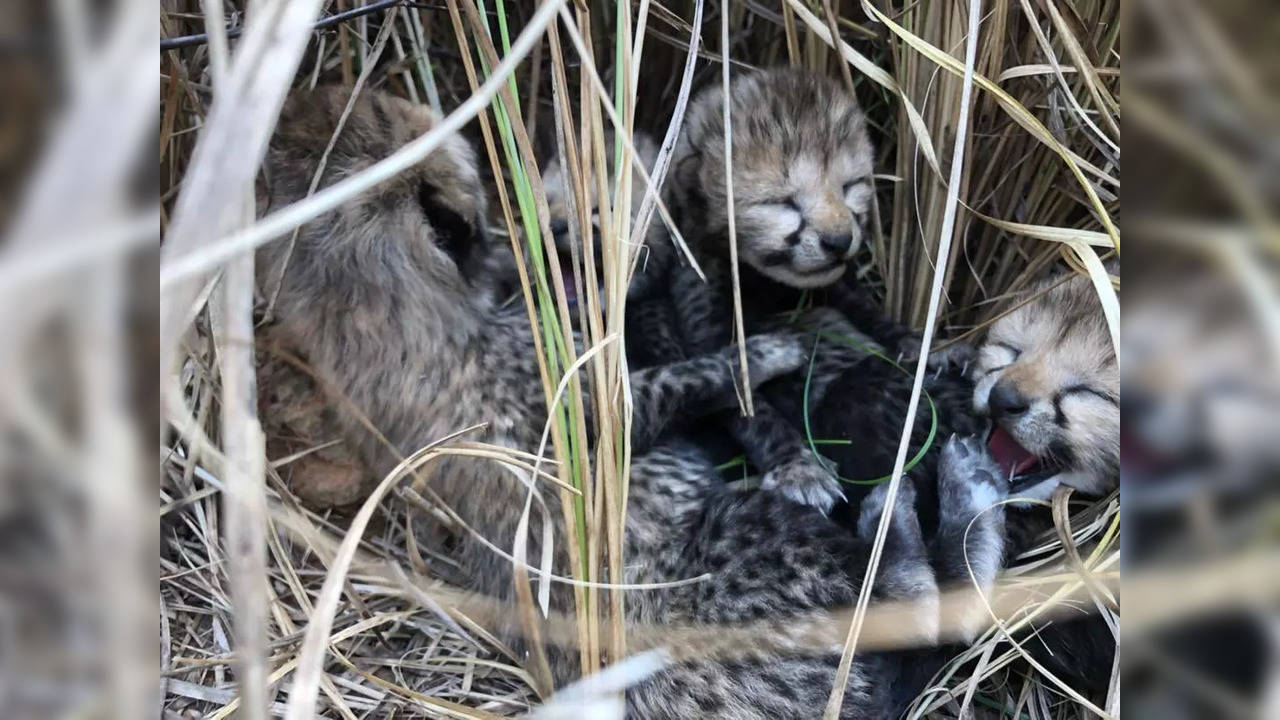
left=672, top=150, right=702, bottom=191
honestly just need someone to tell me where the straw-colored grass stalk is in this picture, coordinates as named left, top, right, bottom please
left=160, top=1, right=1120, bottom=717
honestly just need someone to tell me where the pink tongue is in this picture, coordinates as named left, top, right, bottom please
left=989, top=427, right=1040, bottom=478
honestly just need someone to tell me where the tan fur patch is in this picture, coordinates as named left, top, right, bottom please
left=668, top=68, right=876, bottom=288
left=973, top=271, right=1119, bottom=495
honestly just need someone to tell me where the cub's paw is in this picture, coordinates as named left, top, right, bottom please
left=938, top=434, right=1008, bottom=520
left=857, top=477, right=919, bottom=540
left=761, top=451, right=845, bottom=514
left=856, top=479, right=939, bottom=641
left=928, top=341, right=977, bottom=375
left=740, top=332, right=808, bottom=385
left=896, top=335, right=977, bottom=374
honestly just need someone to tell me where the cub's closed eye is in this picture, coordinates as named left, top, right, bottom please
left=842, top=179, right=869, bottom=195
left=1059, top=385, right=1118, bottom=406
left=991, top=341, right=1021, bottom=360
left=761, top=196, right=800, bottom=212
left=975, top=341, right=1021, bottom=379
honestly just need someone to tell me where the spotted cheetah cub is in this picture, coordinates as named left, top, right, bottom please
left=656, top=68, right=881, bottom=513
left=669, top=68, right=874, bottom=287
left=258, top=88, right=1010, bottom=717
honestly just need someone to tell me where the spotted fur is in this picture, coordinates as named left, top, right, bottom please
left=669, top=68, right=875, bottom=289
left=257, top=88, right=1007, bottom=718
left=649, top=68, right=883, bottom=512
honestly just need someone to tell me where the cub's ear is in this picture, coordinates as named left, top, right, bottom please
left=672, top=150, right=702, bottom=192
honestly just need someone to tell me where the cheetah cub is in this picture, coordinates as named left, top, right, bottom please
left=656, top=68, right=883, bottom=513
left=973, top=270, right=1119, bottom=500
left=669, top=68, right=874, bottom=288
left=258, top=88, right=1010, bottom=717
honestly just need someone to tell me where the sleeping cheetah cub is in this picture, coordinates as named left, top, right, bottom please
left=973, top=270, right=1119, bottom=501
left=668, top=68, right=874, bottom=287
left=657, top=68, right=883, bottom=513
left=259, top=87, right=1010, bottom=717
left=256, top=87, right=809, bottom=513
left=540, top=130, right=675, bottom=306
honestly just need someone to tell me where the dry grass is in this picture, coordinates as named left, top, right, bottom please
left=159, top=1, right=1120, bottom=717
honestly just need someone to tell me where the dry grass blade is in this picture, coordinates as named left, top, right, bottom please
left=631, top=0, right=705, bottom=264
left=550, top=6, right=703, bottom=278
left=720, top=3, right=752, bottom=415
left=1014, top=0, right=1117, bottom=153
left=825, top=0, right=982, bottom=714
left=2, top=5, right=156, bottom=718
left=859, top=0, right=1120, bottom=244
left=159, top=0, right=567, bottom=290
left=160, top=0, right=327, bottom=374
left=157, top=1, right=1128, bottom=716
left=283, top=438, right=527, bottom=720
left=212, top=248, right=269, bottom=718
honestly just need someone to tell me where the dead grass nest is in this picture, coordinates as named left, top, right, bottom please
left=160, top=1, right=1119, bottom=717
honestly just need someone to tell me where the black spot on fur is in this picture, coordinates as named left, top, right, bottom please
left=763, top=250, right=792, bottom=267
left=765, top=673, right=800, bottom=702
left=1049, top=438, right=1076, bottom=467
left=695, top=693, right=724, bottom=713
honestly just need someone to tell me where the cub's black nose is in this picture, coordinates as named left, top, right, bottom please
left=988, top=380, right=1030, bottom=418
left=819, top=232, right=854, bottom=256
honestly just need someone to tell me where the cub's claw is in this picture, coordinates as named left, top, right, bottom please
left=897, top=336, right=977, bottom=376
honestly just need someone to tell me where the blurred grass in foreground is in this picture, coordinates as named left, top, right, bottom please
left=1125, top=0, right=1280, bottom=716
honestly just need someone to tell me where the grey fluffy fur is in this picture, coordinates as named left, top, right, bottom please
left=257, top=87, right=1008, bottom=718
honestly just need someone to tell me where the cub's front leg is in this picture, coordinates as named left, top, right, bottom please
left=626, top=332, right=808, bottom=453
left=671, top=262, right=845, bottom=513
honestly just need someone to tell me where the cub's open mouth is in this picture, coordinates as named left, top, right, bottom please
left=544, top=248, right=598, bottom=309
left=988, top=426, right=1062, bottom=492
